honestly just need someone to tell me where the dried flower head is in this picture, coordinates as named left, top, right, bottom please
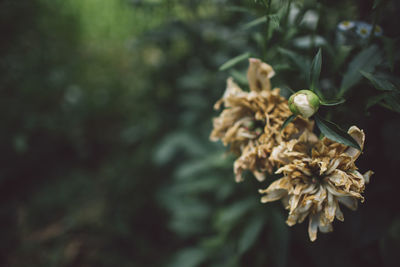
left=211, top=58, right=313, bottom=182
left=259, top=126, right=373, bottom=241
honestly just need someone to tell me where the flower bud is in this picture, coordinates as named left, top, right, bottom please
left=288, top=90, right=320, bottom=118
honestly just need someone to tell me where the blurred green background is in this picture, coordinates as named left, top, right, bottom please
left=0, top=0, right=399, bottom=266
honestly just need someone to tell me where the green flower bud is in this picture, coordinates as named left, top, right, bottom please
left=288, top=90, right=320, bottom=119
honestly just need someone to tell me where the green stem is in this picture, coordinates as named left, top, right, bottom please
left=264, top=0, right=272, bottom=49
left=368, top=4, right=380, bottom=45
left=283, top=0, right=292, bottom=30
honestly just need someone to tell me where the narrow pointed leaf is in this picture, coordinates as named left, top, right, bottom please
left=268, top=14, right=280, bottom=30
left=384, top=92, right=400, bottom=113
left=242, top=16, right=267, bottom=30
left=219, top=52, right=251, bottom=71
left=238, top=216, right=264, bottom=254
left=310, top=48, right=322, bottom=93
left=281, top=85, right=296, bottom=94
left=278, top=48, right=310, bottom=80
left=281, top=114, right=296, bottom=131
left=227, top=6, right=253, bottom=13
left=360, top=71, right=398, bottom=91
left=339, top=45, right=382, bottom=96
left=314, top=114, right=361, bottom=150
left=229, top=69, right=248, bottom=85
left=320, top=98, right=346, bottom=106
left=366, top=94, right=387, bottom=110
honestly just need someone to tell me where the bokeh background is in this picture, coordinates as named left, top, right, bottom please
left=1, top=0, right=399, bottom=266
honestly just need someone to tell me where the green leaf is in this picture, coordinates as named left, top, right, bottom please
left=320, top=98, right=346, bottom=106
left=278, top=48, right=310, bottom=79
left=382, top=37, right=397, bottom=71
left=309, top=48, right=322, bottom=93
left=226, top=6, right=252, bottom=13
left=339, top=45, right=382, bottom=96
left=268, top=14, right=280, bottom=30
left=238, top=216, right=264, bottom=254
left=219, top=52, right=251, bottom=71
left=268, top=210, right=289, bottom=267
left=154, top=132, right=207, bottom=165
left=384, top=92, right=400, bottom=113
left=229, top=69, right=248, bottom=86
left=360, top=71, right=398, bottom=91
left=167, top=248, right=207, bottom=267
left=215, top=199, right=254, bottom=232
left=366, top=94, right=387, bottom=110
left=314, top=114, right=361, bottom=150
left=280, top=114, right=295, bottom=131
left=242, top=16, right=267, bottom=30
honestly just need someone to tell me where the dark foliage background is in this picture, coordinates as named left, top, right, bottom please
left=0, top=0, right=399, bottom=266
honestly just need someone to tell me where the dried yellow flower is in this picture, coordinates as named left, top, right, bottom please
left=259, top=126, right=373, bottom=241
left=210, top=58, right=313, bottom=182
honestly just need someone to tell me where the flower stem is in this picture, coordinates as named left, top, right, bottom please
left=264, top=0, right=272, bottom=48
left=368, top=4, right=380, bottom=45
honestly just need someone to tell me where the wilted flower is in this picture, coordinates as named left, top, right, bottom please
left=210, top=77, right=276, bottom=155
left=288, top=90, right=320, bottom=119
left=211, top=59, right=313, bottom=182
left=259, top=126, right=373, bottom=241
left=232, top=91, right=313, bottom=182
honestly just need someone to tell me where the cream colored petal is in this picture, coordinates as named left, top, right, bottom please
left=259, top=177, right=292, bottom=198
left=335, top=204, right=344, bottom=221
left=259, top=177, right=290, bottom=193
left=297, top=210, right=311, bottom=224
left=289, top=194, right=302, bottom=213
left=270, top=144, right=291, bottom=165
left=319, top=223, right=333, bottom=233
left=318, top=160, right=328, bottom=175
left=234, top=170, right=244, bottom=183
left=308, top=213, right=320, bottom=242
left=281, top=195, right=290, bottom=210
left=313, top=185, right=327, bottom=203
left=293, top=183, right=307, bottom=195
left=324, top=192, right=337, bottom=222
left=286, top=207, right=310, bottom=226
left=327, top=169, right=348, bottom=187
left=253, top=170, right=266, bottom=182
left=301, top=184, right=318, bottom=195
left=214, top=78, right=244, bottom=109
left=325, top=158, right=342, bottom=175
left=260, top=189, right=287, bottom=203
left=325, top=182, right=351, bottom=197
left=286, top=213, right=299, bottom=226
left=337, top=196, right=358, bottom=211
left=247, top=58, right=275, bottom=92
left=296, top=200, right=313, bottom=223
left=347, top=170, right=366, bottom=191
left=363, top=170, right=374, bottom=184
left=345, top=126, right=365, bottom=161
